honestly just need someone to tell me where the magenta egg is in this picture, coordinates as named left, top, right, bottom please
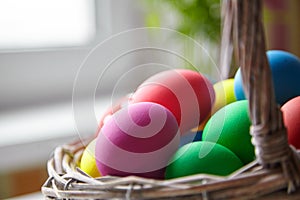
left=95, top=102, right=180, bottom=179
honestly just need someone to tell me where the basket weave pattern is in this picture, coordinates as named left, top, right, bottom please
left=42, top=0, right=300, bottom=199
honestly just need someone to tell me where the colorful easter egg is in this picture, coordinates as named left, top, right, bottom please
left=202, top=100, right=255, bottom=164
left=212, top=78, right=236, bottom=113
left=95, top=102, right=180, bottom=179
left=234, top=50, right=300, bottom=105
left=165, top=141, right=243, bottom=179
left=132, top=69, right=215, bottom=134
left=80, top=139, right=101, bottom=177
left=281, top=96, right=300, bottom=149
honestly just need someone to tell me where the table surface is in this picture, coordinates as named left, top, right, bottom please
left=6, top=192, right=43, bottom=200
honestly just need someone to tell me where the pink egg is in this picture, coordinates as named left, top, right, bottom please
left=281, top=96, right=300, bottom=149
left=132, top=69, right=215, bottom=134
left=95, top=102, right=180, bottom=179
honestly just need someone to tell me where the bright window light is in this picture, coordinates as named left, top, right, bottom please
left=0, top=0, right=96, bottom=49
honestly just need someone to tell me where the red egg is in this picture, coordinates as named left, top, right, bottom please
left=281, top=96, right=300, bottom=149
left=131, top=69, right=215, bottom=134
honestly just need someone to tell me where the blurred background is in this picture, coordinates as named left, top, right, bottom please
left=0, top=0, right=299, bottom=198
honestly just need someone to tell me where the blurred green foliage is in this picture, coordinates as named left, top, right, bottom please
left=144, top=0, right=221, bottom=43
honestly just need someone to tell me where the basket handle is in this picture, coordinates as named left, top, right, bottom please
left=220, top=0, right=300, bottom=193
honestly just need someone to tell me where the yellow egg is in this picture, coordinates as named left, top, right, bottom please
left=196, top=79, right=236, bottom=132
left=212, top=78, right=236, bottom=114
left=80, top=139, right=101, bottom=178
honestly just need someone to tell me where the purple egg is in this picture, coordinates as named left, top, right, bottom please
left=95, top=102, right=180, bottom=179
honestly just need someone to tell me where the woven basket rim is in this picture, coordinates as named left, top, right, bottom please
left=41, top=138, right=300, bottom=199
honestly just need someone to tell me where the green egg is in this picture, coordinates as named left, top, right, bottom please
left=202, top=100, right=255, bottom=164
left=165, top=141, right=243, bottom=179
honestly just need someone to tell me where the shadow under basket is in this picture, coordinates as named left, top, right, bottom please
left=42, top=1, right=300, bottom=199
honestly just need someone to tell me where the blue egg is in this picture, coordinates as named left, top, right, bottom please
left=234, top=50, right=300, bottom=105
left=233, top=68, right=245, bottom=101
left=179, top=130, right=203, bottom=147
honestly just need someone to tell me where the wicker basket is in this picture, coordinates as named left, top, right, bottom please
left=42, top=0, right=300, bottom=199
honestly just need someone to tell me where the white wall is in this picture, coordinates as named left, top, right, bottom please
left=0, top=0, right=147, bottom=112
left=0, top=0, right=152, bottom=172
